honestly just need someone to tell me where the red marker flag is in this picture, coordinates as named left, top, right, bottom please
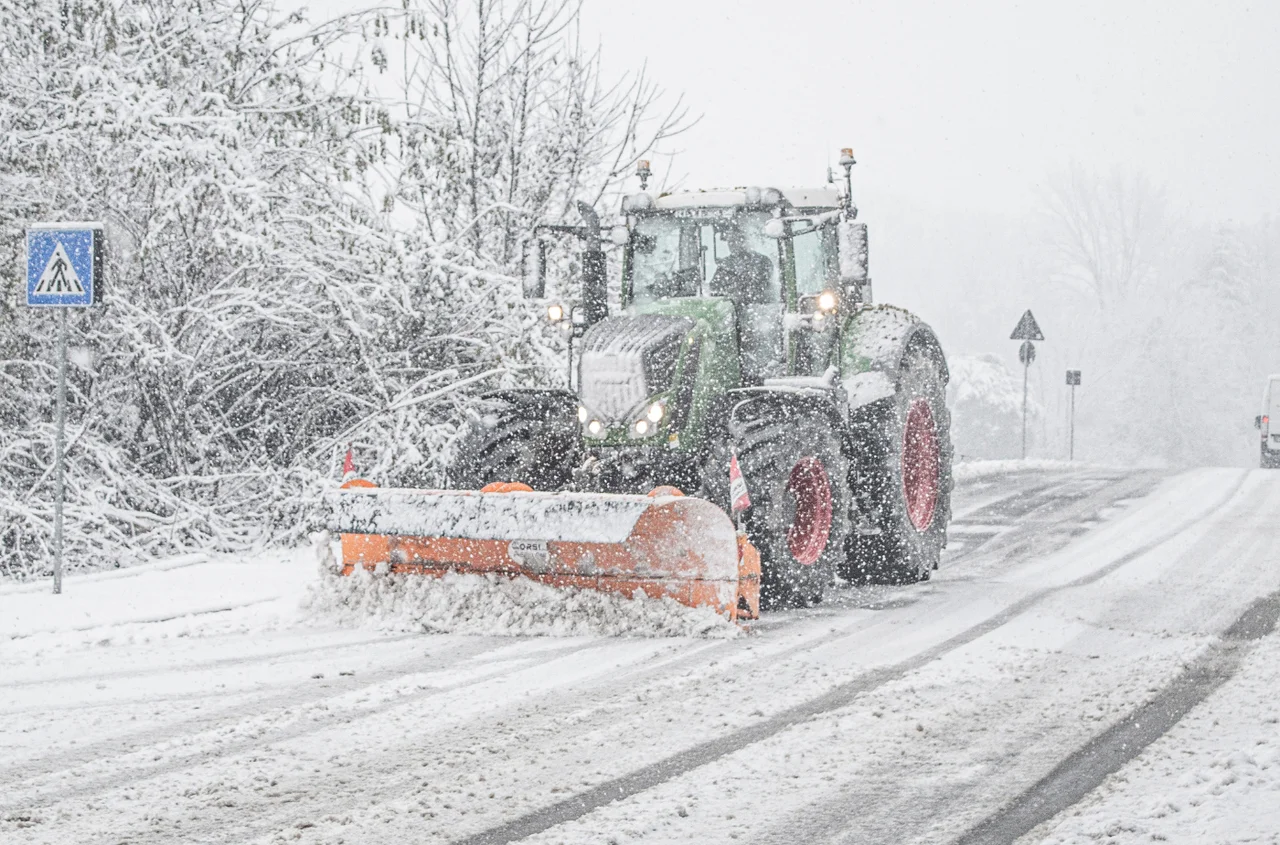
left=729, top=453, right=751, bottom=513
left=341, top=444, right=356, bottom=481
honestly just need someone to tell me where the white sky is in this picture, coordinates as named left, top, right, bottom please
left=579, top=0, right=1280, bottom=222
left=291, top=0, right=1280, bottom=370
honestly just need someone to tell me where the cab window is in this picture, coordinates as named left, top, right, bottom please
left=792, top=227, right=838, bottom=296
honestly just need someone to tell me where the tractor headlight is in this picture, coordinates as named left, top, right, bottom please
left=628, top=399, right=666, bottom=439
left=579, top=403, right=607, bottom=438
left=817, top=290, right=838, bottom=313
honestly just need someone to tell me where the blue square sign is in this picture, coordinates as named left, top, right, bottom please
left=26, top=224, right=105, bottom=308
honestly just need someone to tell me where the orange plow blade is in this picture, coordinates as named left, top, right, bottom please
left=325, top=485, right=760, bottom=622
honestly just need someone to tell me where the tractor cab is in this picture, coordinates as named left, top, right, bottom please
left=618, top=188, right=851, bottom=385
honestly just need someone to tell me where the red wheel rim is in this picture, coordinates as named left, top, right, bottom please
left=786, top=457, right=833, bottom=565
left=902, top=398, right=939, bottom=532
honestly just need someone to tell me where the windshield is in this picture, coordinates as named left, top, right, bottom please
left=630, top=211, right=780, bottom=303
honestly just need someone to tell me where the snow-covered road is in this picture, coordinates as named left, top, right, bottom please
left=3, top=465, right=1279, bottom=845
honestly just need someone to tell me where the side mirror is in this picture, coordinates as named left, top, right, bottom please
left=1256, top=415, right=1263, bottom=429
left=523, top=239, right=547, bottom=299
left=837, top=221, right=869, bottom=283
left=837, top=220, right=869, bottom=302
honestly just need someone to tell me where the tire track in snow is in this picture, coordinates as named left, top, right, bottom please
left=942, top=472, right=1160, bottom=571
left=953, top=587, right=1280, bottom=845
left=0, top=636, right=704, bottom=845
left=450, top=471, right=1246, bottom=845
left=757, top=475, right=1277, bottom=845
left=1, top=632, right=423, bottom=690
left=0, top=468, right=1171, bottom=843
left=102, top=471, right=1163, bottom=842
left=0, top=635, right=557, bottom=794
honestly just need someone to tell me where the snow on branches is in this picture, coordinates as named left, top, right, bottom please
left=0, top=0, right=687, bottom=578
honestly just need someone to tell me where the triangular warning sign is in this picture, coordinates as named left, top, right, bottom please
left=1010, top=309, right=1044, bottom=341
left=33, top=242, right=85, bottom=295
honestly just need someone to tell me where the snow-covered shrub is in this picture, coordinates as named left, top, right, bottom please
left=0, top=0, right=685, bottom=578
left=947, top=354, right=1039, bottom=461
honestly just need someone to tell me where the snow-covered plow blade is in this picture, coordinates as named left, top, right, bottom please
left=323, top=484, right=760, bottom=622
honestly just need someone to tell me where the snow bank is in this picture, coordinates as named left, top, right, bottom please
left=303, top=561, right=740, bottom=640
left=952, top=458, right=1082, bottom=481
left=1, top=548, right=311, bottom=641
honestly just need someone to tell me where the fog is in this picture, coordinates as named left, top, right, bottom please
left=581, top=0, right=1280, bottom=466
left=581, top=0, right=1280, bottom=220
left=80, top=0, right=1280, bottom=468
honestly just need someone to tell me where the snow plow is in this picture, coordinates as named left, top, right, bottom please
left=324, top=481, right=761, bottom=622
left=329, top=149, right=952, bottom=619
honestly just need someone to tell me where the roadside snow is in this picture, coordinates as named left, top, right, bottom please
left=304, top=565, right=740, bottom=639
left=1, top=548, right=313, bottom=641
left=953, top=458, right=1085, bottom=481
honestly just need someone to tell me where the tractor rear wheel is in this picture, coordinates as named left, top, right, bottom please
left=716, top=401, right=851, bottom=610
left=843, top=345, right=953, bottom=584
left=446, top=390, right=582, bottom=491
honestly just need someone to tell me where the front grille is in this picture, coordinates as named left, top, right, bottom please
left=579, top=316, right=693, bottom=421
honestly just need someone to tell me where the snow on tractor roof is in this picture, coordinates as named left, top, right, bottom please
left=647, top=187, right=842, bottom=211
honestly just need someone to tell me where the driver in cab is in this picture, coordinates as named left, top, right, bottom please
left=711, top=225, right=772, bottom=304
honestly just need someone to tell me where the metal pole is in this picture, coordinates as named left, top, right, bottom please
left=1021, top=360, right=1028, bottom=460
left=53, top=307, right=68, bottom=595
left=1069, top=384, right=1076, bottom=462
left=567, top=327, right=574, bottom=390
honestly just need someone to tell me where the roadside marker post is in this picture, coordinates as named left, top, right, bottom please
left=25, top=222, right=106, bottom=594
left=1010, top=310, right=1044, bottom=460
left=1066, top=369, right=1081, bottom=460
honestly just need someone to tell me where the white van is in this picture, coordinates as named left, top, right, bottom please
left=1256, top=375, right=1280, bottom=468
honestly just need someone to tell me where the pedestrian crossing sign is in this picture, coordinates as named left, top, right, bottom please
left=26, top=223, right=104, bottom=307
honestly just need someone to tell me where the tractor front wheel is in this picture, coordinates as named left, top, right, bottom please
left=720, top=402, right=851, bottom=610
left=446, top=390, right=582, bottom=491
left=843, top=345, right=953, bottom=584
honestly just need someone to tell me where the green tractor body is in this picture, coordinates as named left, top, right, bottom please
left=449, top=181, right=953, bottom=608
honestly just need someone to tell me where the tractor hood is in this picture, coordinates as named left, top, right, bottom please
left=578, top=315, right=694, bottom=422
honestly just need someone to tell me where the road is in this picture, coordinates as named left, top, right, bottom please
left=2, top=464, right=1278, bottom=844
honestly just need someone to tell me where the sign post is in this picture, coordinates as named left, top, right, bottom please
left=1066, top=369, right=1081, bottom=460
left=25, top=222, right=105, bottom=594
left=1010, top=310, right=1044, bottom=460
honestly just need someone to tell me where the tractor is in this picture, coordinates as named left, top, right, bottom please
left=447, top=152, right=953, bottom=609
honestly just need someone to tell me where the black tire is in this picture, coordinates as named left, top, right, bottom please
left=706, top=398, right=852, bottom=610
left=445, top=390, right=582, bottom=491
left=843, top=344, right=953, bottom=585
left=1262, top=447, right=1280, bottom=469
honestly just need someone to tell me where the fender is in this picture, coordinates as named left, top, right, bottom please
left=720, top=386, right=848, bottom=444
left=839, top=304, right=948, bottom=412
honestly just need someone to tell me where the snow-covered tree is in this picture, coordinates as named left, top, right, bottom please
left=334, top=0, right=691, bottom=481
left=1033, top=163, right=1280, bottom=467
left=947, top=354, right=1039, bottom=461
left=0, top=0, right=401, bottom=576
left=0, top=0, right=688, bottom=579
